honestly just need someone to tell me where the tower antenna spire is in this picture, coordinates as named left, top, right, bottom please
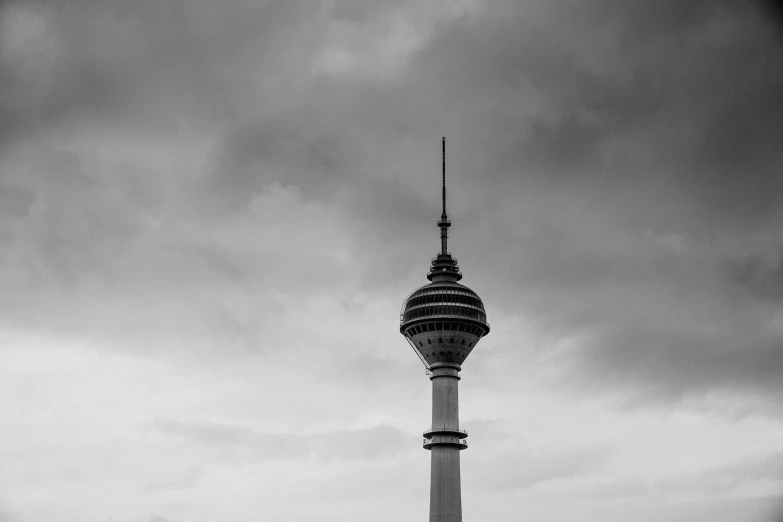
left=438, top=137, right=451, bottom=255
left=442, top=136, right=447, bottom=219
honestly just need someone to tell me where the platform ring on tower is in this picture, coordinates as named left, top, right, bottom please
left=423, top=436, right=468, bottom=450
left=423, top=428, right=468, bottom=439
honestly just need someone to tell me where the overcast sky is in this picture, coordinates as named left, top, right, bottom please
left=2, top=0, right=783, bottom=521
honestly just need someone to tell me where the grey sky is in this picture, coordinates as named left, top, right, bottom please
left=1, top=0, right=783, bottom=521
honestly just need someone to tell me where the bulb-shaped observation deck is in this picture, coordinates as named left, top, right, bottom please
left=399, top=253, right=490, bottom=367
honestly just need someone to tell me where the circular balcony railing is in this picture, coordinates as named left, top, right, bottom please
left=422, top=427, right=468, bottom=439
left=422, top=426, right=469, bottom=450
left=423, top=437, right=468, bottom=450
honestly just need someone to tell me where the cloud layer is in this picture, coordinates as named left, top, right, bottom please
left=1, top=0, right=783, bottom=521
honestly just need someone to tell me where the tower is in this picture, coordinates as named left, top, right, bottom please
left=400, top=137, right=490, bottom=522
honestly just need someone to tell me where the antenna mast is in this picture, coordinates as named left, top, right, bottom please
left=438, top=137, right=451, bottom=255
left=442, top=137, right=446, bottom=219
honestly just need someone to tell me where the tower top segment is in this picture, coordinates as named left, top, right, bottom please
left=431, top=137, right=460, bottom=282
left=400, top=137, right=489, bottom=368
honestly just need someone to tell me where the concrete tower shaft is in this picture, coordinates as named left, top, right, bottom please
left=424, top=364, right=465, bottom=522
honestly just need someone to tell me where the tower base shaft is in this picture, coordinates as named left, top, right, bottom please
left=430, top=446, right=462, bottom=522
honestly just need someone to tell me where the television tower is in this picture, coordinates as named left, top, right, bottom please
left=400, top=137, right=490, bottom=522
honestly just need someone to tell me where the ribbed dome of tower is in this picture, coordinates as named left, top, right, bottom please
left=402, top=280, right=488, bottom=326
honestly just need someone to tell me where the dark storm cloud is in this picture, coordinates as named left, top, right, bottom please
left=760, top=0, right=783, bottom=28
left=580, top=326, right=783, bottom=404
left=385, top=0, right=783, bottom=404
left=0, top=1, right=129, bottom=152
left=0, top=0, right=321, bottom=155
left=211, top=112, right=364, bottom=209
left=3, top=0, right=780, bottom=219
left=2, top=0, right=782, bottom=407
left=400, top=0, right=783, bottom=223
left=240, top=0, right=783, bottom=335
left=727, top=247, right=783, bottom=301
left=0, top=181, right=34, bottom=219
left=0, top=0, right=354, bottom=344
